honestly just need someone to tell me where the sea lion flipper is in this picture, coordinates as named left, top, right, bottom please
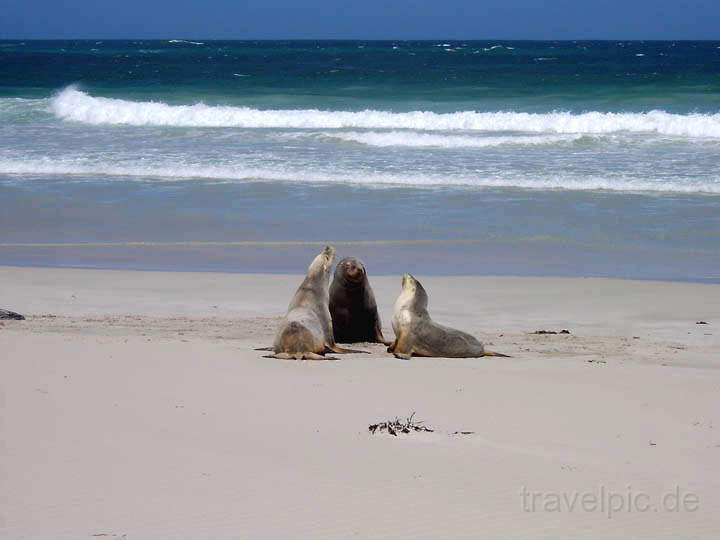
left=483, top=350, right=512, bottom=358
left=393, top=350, right=413, bottom=360
left=387, top=339, right=397, bottom=353
left=254, top=346, right=274, bottom=351
left=327, top=344, right=370, bottom=354
left=263, top=353, right=289, bottom=359
left=304, top=352, right=339, bottom=361
left=374, top=323, right=391, bottom=346
left=264, top=352, right=338, bottom=361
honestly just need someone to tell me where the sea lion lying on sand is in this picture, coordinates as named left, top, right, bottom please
left=388, top=274, right=510, bottom=359
left=329, top=257, right=388, bottom=345
left=263, top=246, right=367, bottom=360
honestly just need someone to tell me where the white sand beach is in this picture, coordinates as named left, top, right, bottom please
left=1, top=265, right=719, bottom=539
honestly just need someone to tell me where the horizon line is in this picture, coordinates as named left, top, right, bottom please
left=2, top=37, right=719, bottom=42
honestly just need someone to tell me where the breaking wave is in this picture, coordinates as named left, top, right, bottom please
left=49, top=87, right=720, bottom=138
left=1, top=158, right=718, bottom=194
left=318, top=131, right=586, bottom=148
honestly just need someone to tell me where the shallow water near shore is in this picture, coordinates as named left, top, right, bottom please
left=1, top=40, right=719, bottom=279
left=2, top=178, right=719, bottom=282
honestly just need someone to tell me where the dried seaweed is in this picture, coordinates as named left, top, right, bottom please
left=368, top=413, right=434, bottom=436
left=0, top=309, right=25, bottom=321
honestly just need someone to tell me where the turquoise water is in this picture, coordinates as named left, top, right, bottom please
left=1, top=40, right=719, bottom=280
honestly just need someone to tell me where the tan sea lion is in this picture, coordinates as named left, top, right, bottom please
left=263, top=246, right=367, bottom=360
left=329, top=257, right=388, bottom=344
left=388, top=274, right=510, bottom=359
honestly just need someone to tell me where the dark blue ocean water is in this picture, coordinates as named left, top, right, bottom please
left=1, top=40, right=719, bottom=280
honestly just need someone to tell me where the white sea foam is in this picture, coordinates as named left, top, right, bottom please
left=1, top=158, right=718, bottom=194
left=168, top=39, right=204, bottom=45
left=319, top=131, right=585, bottom=148
left=49, top=88, right=720, bottom=138
left=0, top=96, right=48, bottom=121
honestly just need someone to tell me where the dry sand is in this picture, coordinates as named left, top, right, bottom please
left=1, top=265, right=719, bottom=539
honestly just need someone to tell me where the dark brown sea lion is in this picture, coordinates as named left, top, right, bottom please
left=388, top=274, right=510, bottom=360
left=263, top=246, right=367, bottom=360
left=329, top=257, right=388, bottom=344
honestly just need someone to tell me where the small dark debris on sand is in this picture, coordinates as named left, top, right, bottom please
left=369, top=413, right=434, bottom=436
left=532, top=329, right=571, bottom=335
left=0, top=309, right=25, bottom=320
left=451, top=431, right=476, bottom=436
left=696, top=321, right=709, bottom=325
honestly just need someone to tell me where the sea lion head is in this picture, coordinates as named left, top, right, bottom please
left=335, top=257, right=366, bottom=285
left=308, top=245, right=336, bottom=277
left=399, top=273, right=429, bottom=311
